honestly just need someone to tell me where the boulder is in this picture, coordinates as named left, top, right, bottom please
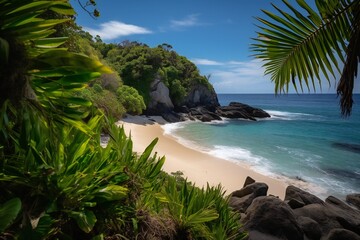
left=247, top=230, right=283, bottom=240
left=229, top=182, right=268, bottom=213
left=294, top=197, right=360, bottom=237
left=216, top=102, right=270, bottom=121
left=161, top=111, right=184, bottom=123
left=147, top=77, right=174, bottom=115
left=188, top=106, right=222, bottom=122
left=297, top=216, right=321, bottom=240
left=286, top=198, right=305, bottom=209
left=346, top=193, right=360, bottom=210
left=326, top=195, right=354, bottom=212
left=242, top=196, right=303, bottom=240
left=243, top=176, right=256, bottom=187
left=229, top=102, right=271, bottom=118
left=284, top=185, right=324, bottom=206
left=217, top=106, right=256, bottom=120
left=325, top=228, right=360, bottom=240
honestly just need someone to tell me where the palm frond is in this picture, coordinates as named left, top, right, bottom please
left=252, top=0, right=355, bottom=98
left=337, top=1, right=360, bottom=116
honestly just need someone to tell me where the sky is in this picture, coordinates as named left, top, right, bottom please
left=72, top=0, right=344, bottom=94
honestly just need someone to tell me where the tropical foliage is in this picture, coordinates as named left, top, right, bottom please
left=252, top=0, right=360, bottom=116
left=117, top=85, right=146, bottom=115
left=0, top=0, right=245, bottom=239
left=103, top=41, right=213, bottom=105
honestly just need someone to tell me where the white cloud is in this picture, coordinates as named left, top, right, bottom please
left=193, top=59, right=278, bottom=93
left=84, top=21, right=152, bottom=41
left=192, top=58, right=224, bottom=66
left=170, top=14, right=200, bottom=29
left=196, top=58, right=339, bottom=94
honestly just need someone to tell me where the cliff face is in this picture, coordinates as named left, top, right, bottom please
left=179, top=84, right=219, bottom=109
left=146, top=77, right=174, bottom=115
left=147, top=78, right=220, bottom=114
left=146, top=75, right=271, bottom=123
left=146, top=76, right=220, bottom=122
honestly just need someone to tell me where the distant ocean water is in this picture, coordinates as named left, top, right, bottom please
left=162, top=94, right=360, bottom=199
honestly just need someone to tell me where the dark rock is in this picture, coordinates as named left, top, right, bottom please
left=294, top=204, right=343, bottom=237
left=242, top=196, right=303, bottom=240
left=243, top=176, right=256, bottom=187
left=346, top=193, right=360, bottom=210
left=188, top=106, right=222, bottom=122
left=229, top=102, right=271, bottom=118
left=180, top=84, right=219, bottom=108
left=326, top=196, right=354, bottom=212
left=325, top=228, right=360, bottom=240
left=216, top=102, right=270, bottom=121
left=286, top=198, right=305, bottom=209
left=247, top=230, right=283, bottom=240
left=231, top=182, right=268, bottom=198
left=217, top=106, right=256, bottom=121
left=297, top=216, right=321, bottom=240
left=147, top=77, right=174, bottom=114
left=285, top=185, right=324, bottom=206
left=294, top=199, right=360, bottom=237
left=229, top=182, right=268, bottom=213
left=175, top=105, right=189, bottom=113
left=161, top=111, right=183, bottom=123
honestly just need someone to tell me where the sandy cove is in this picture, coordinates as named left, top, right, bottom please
left=117, top=115, right=288, bottom=199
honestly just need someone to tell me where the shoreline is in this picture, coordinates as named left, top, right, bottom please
left=117, top=115, right=290, bottom=199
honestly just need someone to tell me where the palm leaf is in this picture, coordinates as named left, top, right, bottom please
left=252, top=0, right=359, bottom=115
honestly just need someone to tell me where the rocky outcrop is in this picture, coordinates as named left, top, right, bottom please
left=242, top=196, right=304, bottom=240
left=147, top=77, right=174, bottom=115
left=146, top=77, right=271, bottom=122
left=179, top=84, right=219, bottom=108
left=229, top=182, right=268, bottom=213
left=230, top=179, right=360, bottom=240
left=183, top=102, right=271, bottom=122
left=187, top=106, right=222, bottom=122
left=325, top=229, right=360, bottom=240
left=217, top=102, right=270, bottom=121
left=346, top=193, right=360, bottom=210
left=284, top=185, right=324, bottom=206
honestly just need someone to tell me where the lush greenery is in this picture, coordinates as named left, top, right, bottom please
left=252, top=0, right=360, bottom=116
left=66, top=27, right=146, bottom=118
left=0, top=0, right=245, bottom=239
left=101, top=41, right=213, bottom=105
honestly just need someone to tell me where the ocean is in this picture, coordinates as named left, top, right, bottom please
left=163, top=94, right=360, bottom=199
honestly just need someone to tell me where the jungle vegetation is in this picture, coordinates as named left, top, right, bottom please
left=0, top=0, right=245, bottom=239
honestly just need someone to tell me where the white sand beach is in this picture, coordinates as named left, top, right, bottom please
left=117, top=115, right=289, bottom=199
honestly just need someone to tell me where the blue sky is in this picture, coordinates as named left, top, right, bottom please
left=72, top=0, right=342, bottom=94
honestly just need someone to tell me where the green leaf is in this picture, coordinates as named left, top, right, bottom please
left=0, top=37, right=9, bottom=65
left=0, top=198, right=22, bottom=232
left=33, top=37, right=68, bottom=49
left=187, top=209, right=219, bottom=225
left=139, top=138, right=158, bottom=163
left=69, top=210, right=97, bottom=233
left=96, top=185, right=128, bottom=201
left=148, top=156, right=165, bottom=179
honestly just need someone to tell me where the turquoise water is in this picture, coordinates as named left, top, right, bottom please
left=163, top=94, right=360, bottom=198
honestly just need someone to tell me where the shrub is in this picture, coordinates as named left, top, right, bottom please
left=117, top=85, right=146, bottom=115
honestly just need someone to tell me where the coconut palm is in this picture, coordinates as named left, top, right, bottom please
left=252, top=0, right=360, bottom=116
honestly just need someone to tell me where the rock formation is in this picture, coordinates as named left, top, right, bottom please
left=230, top=179, right=360, bottom=240
left=146, top=77, right=271, bottom=122
left=179, top=84, right=220, bottom=108
left=147, top=77, right=174, bottom=114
